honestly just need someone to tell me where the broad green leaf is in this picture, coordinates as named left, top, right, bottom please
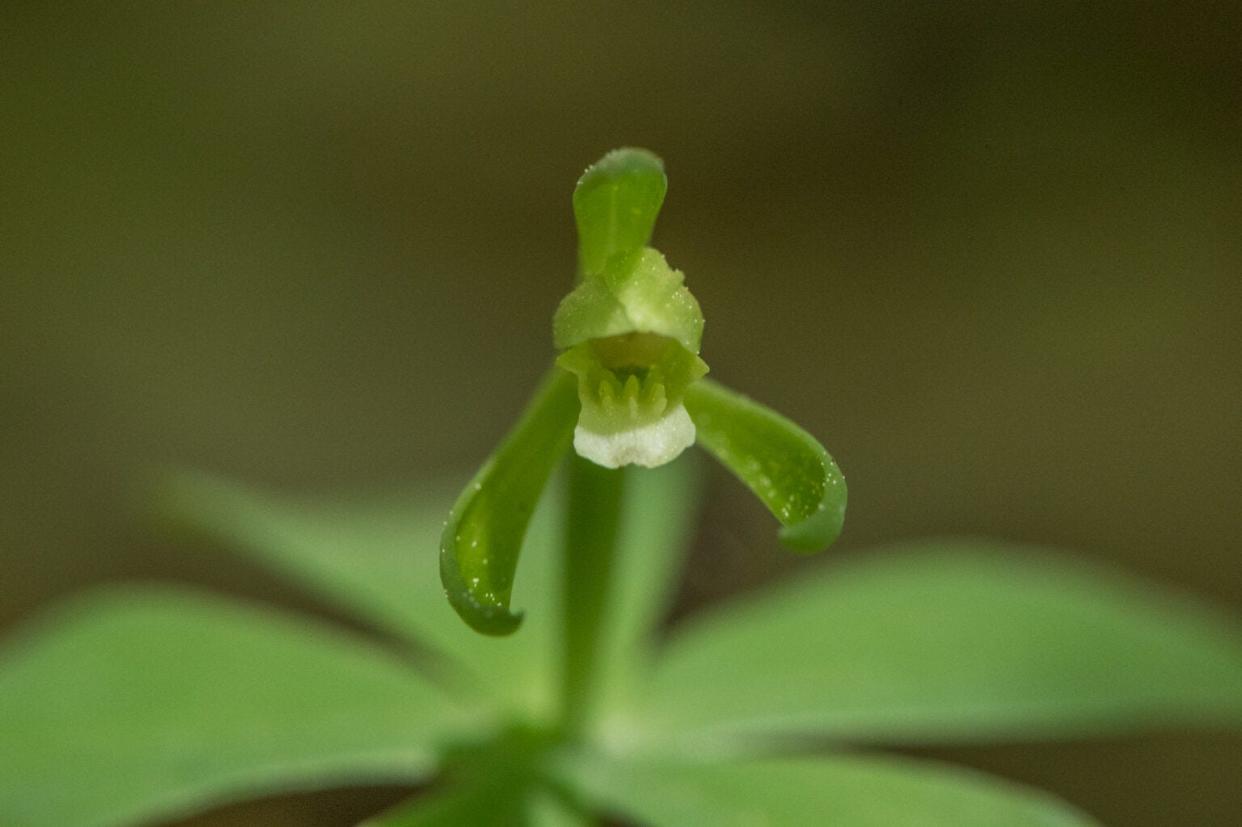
left=555, top=752, right=1096, bottom=827
left=441, top=368, right=577, bottom=636
left=155, top=472, right=454, bottom=649
left=0, top=587, right=472, bottom=827
left=638, top=541, right=1242, bottom=745
left=157, top=458, right=568, bottom=719
left=572, top=148, right=667, bottom=278
left=684, top=378, right=846, bottom=553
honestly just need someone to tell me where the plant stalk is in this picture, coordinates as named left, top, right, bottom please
left=558, top=453, right=625, bottom=736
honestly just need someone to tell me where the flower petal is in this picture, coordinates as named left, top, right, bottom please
left=440, top=369, right=578, bottom=635
left=684, top=379, right=846, bottom=552
left=553, top=249, right=704, bottom=354
left=573, top=402, right=696, bottom=469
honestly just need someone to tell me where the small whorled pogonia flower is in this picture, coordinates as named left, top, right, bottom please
left=440, top=149, right=847, bottom=635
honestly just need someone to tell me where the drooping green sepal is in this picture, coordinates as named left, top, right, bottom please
left=684, top=379, right=846, bottom=552
left=440, top=369, right=578, bottom=635
left=573, top=148, right=668, bottom=278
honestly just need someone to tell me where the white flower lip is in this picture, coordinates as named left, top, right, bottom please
left=573, top=404, right=695, bottom=469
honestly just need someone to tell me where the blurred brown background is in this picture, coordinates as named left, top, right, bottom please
left=2, top=3, right=1240, bottom=825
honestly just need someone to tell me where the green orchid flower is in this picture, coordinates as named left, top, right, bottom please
left=441, top=148, right=847, bottom=636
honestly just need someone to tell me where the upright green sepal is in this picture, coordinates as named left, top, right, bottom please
left=573, top=148, right=668, bottom=278
left=685, top=379, right=846, bottom=552
left=440, top=369, right=578, bottom=635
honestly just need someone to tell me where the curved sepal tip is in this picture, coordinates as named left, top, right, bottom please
left=573, top=148, right=668, bottom=278
left=684, top=379, right=846, bottom=553
left=439, top=370, right=578, bottom=635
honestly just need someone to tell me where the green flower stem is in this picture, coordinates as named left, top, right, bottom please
left=558, top=453, right=626, bottom=735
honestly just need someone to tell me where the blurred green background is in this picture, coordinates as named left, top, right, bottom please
left=3, top=3, right=1240, bottom=825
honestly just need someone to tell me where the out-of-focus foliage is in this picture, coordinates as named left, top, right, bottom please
left=3, top=466, right=1242, bottom=825
left=0, top=588, right=467, bottom=827
left=2, top=4, right=1241, bottom=824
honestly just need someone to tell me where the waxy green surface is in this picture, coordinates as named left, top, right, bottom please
left=441, top=148, right=848, bottom=634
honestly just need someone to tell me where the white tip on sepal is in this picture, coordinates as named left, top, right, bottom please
left=573, top=404, right=695, bottom=469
